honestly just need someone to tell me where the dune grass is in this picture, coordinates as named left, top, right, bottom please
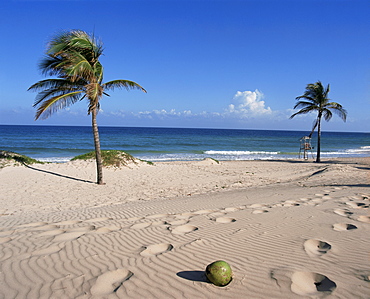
left=0, top=150, right=153, bottom=169
left=0, top=150, right=43, bottom=167
left=71, top=150, right=153, bottom=167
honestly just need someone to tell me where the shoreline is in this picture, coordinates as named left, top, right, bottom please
left=1, top=157, right=369, bottom=298
left=32, top=152, right=370, bottom=164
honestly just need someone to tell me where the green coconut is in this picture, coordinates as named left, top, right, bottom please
left=205, top=260, right=233, bottom=286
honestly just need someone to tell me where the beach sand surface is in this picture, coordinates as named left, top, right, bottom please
left=1, top=158, right=369, bottom=298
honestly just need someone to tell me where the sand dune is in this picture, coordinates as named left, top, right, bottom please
left=1, top=158, right=369, bottom=298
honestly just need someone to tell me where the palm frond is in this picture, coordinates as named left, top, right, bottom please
left=29, top=79, right=67, bottom=91
left=289, top=106, right=317, bottom=119
left=322, top=109, right=333, bottom=122
left=293, top=100, right=318, bottom=110
left=38, top=55, right=65, bottom=77
left=67, top=30, right=104, bottom=63
left=64, top=52, right=95, bottom=81
left=86, top=83, right=103, bottom=102
left=308, top=117, right=319, bottom=138
left=103, top=80, right=147, bottom=93
left=46, top=30, right=71, bottom=55
left=33, top=85, right=85, bottom=107
left=327, top=102, right=347, bottom=121
left=323, top=83, right=330, bottom=99
left=95, top=62, right=104, bottom=83
left=295, top=95, right=315, bottom=102
left=35, top=91, right=83, bottom=120
left=28, top=78, right=86, bottom=92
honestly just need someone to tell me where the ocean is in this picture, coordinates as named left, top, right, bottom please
left=0, top=125, right=369, bottom=163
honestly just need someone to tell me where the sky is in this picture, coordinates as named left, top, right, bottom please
left=0, top=0, right=369, bottom=132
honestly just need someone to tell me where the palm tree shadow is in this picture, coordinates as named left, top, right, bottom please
left=176, top=270, right=209, bottom=283
left=24, top=163, right=95, bottom=184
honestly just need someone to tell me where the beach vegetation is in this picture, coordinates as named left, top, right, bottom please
left=209, top=158, right=220, bottom=164
left=0, top=150, right=43, bottom=167
left=140, top=159, right=154, bottom=165
left=28, top=30, right=146, bottom=184
left=290, top=81, right=347, bottom=163
left=71, top=150, right=139, bottom=167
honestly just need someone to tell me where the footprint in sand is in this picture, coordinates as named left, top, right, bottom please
left=94, top=225, right=121, bottom=234
left=168, top=219, right=188, bottom=226
left=354, top=270, right=370, bottom=282
left=346, top=202, right=369, bottom=209
left=151, top=220, right=168, bottom=226
left=53, top=220, right=82, bottom=226
left=249, top=203, right=269, bottom=209
left=175, top=212, right=195, bottom=219
left=171, top=224, right=198, bottom=235
left=282, top=200, right=300, bottom=207
left=67, top=226, right=95, bottom=232
left=351, top=194, right=369, bottom=201
left=357, top=215, right=370, bottom=223
left=146, top=213, right=170, bottom=219
left=304, top=239, right=331, bottom=257
left=193, top=209, right=215, bottom=215
left=131, top=222, right=151, bottom=229
left=252, top=209, right=269, bottom=214
left=53, top=231, right=85, bottom=242
left=291, top=271, right=337, bottom=297
left=224, top=207, right=239, bottom=212
left=333, top=209, right=353, bottom=217
left=311, top=198, right=324, bottom=204
left=36, top=229, right=65, bottom=238
left=214, top=217, right=236, bottom=223
left=315, top=193, right=327, bottom=197
left=91, top=269, right=133, bottom=296
left=333, top=223, right=357, bottom=231
left=126, top=216, right=143, bottom=222
left=209, top=212, right=226, bottom=218
left=140, top=243, right=173, bottom=257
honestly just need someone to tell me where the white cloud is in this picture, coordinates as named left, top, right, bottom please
left=227, top=90, right=272, bottom=117
left=102, top=89, right=284, bottom=125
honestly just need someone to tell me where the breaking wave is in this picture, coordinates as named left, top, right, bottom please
left=204, top=150, right=280, bottom=155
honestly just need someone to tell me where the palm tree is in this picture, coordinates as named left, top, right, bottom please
left=290, top=81, right=347, bottom=163
left=29, top=30, right=146, bottom=184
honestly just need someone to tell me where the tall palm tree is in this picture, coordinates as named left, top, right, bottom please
left=29, top=30, right=146, bottom=184
left=290, top=81, right=347, bottom=162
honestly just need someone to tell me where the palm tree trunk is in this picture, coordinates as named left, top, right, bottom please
left=316, top=115, right=322, bottom=163
left=91, top=108, right=104, bottom=184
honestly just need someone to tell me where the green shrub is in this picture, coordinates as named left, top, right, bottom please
left=0, top=150, right=43, bottom=166
left=71, top=150, right=144, bottom=167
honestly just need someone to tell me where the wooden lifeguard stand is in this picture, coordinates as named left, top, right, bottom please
left=299, top=136, right=314, bottom=160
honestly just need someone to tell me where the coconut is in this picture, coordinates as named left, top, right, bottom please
left=205, top=260, right=233, bottom=286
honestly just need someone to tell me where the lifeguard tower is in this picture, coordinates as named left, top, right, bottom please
left=299, top=136, right=314, bottom=160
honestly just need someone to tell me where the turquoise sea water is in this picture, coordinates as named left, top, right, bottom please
left=0, top=125, right=369, bottom=162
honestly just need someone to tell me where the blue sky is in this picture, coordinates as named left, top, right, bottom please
left=0, top=0, right=369, bottom=132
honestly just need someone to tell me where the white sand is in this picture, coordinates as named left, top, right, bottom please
left=0, top=158, right=369, bottom=298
